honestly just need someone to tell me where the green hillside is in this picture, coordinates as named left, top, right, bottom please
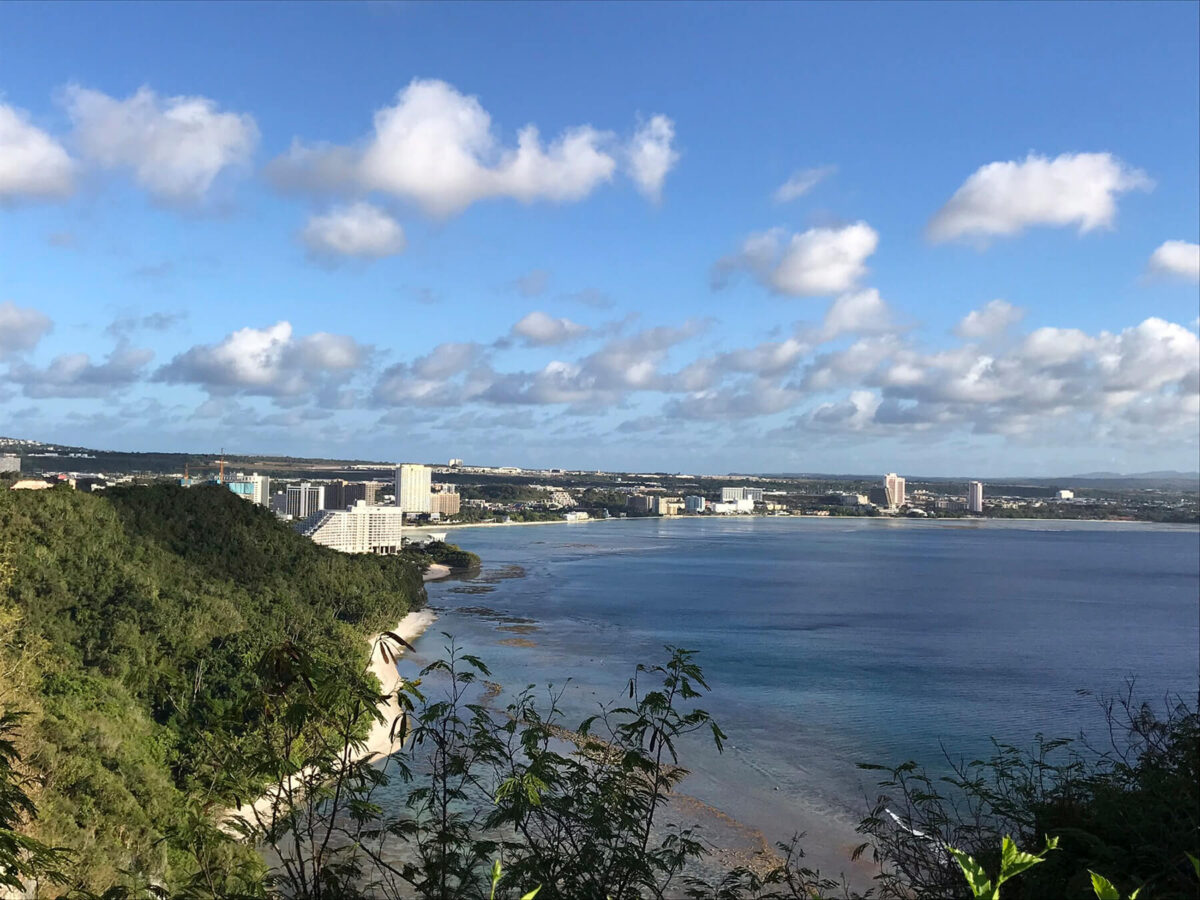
left=0, top=483, right=426, bottom=892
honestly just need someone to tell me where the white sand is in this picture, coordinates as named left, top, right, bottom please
left=423, top=562, right=451, bottom=581
left=221, top=607, right=437, bottom=833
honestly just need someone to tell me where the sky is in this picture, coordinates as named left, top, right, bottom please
left=1, top=1, right=1198, bottom=476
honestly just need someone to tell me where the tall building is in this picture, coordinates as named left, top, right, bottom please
left=430, top=491, right=461, bottom=516
left=654, top=496, right=684, bottom=516
left=343, top=481, right=383, bottom=506
left=0, top=454, right=20, bottom=474
left=298, top=501, right=405, bottom=554
left=324, top=481, right=348, bottom=511
left=626, top=494, right=656, bottom=515
left=395, top=464, right=432, bottom=513
left=684, top=495, right=706, bottom=513
left=884, top=473, right=906, bottom=508
left=286, top=482, right=325, bottom=520
left=968, top=481, right=984, bottom=514
left=227, top=473, right=270, bottom=506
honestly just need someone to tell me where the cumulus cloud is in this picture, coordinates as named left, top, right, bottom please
left=928, top=152, right=1152, bottom=243
left=664, top=380, right=803, bottom=420
left=0, top=102, right=74, bottom=200
left=773, top=165, right=836, bottom=203
left=268, top=79, right=669, bottom=217
left=374, top=341, right=492, bottom=407
left=300, top=202, right=406, bottom=260
left=821, top=289, right=896, bottom=339
left=482, top=322, right=708, bottom=408
left=510, top=311, right=590, bottom=346
left=370, top=321, right=707, bottom=413
left=810, top=389, right=882, bottom=431
left=626, top=115, right=679, bottom=202
left=156, top=322, right=369, bottom=397
left=9, top=344, right=153, bottom=398
left=790, top=314, right=1199, bottom=441
left=1147, top=240, right=1200, bottom=282
left=63, top=84, right=258, bottom=203
left=954, top=299, right=1025, bottom=340
left=0, top=302, right=53, bottom=358
left=714, top=222, right=878, bottom=297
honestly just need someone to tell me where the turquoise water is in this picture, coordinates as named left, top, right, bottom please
left=406, top=517, right=1199, bottom=878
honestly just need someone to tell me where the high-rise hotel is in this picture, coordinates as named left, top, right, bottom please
left=395, top=464, right=432, bottom=514
left=968, top=480, right=984, bottom=513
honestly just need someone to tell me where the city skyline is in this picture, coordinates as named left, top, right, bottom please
left=1, top=3, right=1198, bottom=476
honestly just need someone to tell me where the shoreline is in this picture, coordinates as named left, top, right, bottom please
left=416, top=512, right=1195, bottom=535
left=222, top=602, right=439, bottom=832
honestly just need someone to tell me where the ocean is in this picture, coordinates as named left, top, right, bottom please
left=402, top=516, right=1200, bottom=881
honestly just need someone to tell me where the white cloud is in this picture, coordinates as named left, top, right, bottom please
left=268, top=79, right=669, bottom=217
left=715, top=222, right=879, bottom=297
left=955, top=299, right=1026, bottom=339
left=374, top=342, right=491, bottom=407
left=157, top=322, right=368, bottom=397
left=794, top=314, right=1199, bottom=441
left=626, top=115, right=679, bottom=202
left=1019, top=327, right=1095, bottom=367
left=0, top=102, right=74, bottom=200
left=1147, top=240, right=1200, bottom=282
left=1096, top=317, right=1199, bottom=392
left=64, top=84, right=258, bottom=203
left=511, top=311, right=590, bottom=346
left=0, top=302, right=53, bottom=358
left=810, top=389, right=882, bottom=431
left=300, top=202, right=406, bottom=260
left=376, top=321, right=708, bottom=412
left=9, top=344, right=152, bottom=398
left=928, top=152, right=1152, bottom=242
left=822, top=289, right=895, bottom=339
left=773, top=165, right=836, bottom=203
left=412, top=342, right=485, bottom=380
left=664, top=380, right=803, bottom=420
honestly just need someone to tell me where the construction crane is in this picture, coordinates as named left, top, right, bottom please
left=217, top=448, right=226, bottom=485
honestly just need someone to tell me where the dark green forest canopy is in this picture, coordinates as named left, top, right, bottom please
left=0, top=483, right=427, bottom=890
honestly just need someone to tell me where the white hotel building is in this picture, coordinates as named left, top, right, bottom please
left=721, top=486, right=763, bottom=503
left=396, top=464, right=432, bottom=514
left=298, top=500, right=405, bottom=554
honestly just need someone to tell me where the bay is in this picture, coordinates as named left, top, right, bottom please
left=405, top=516, right=1199, bottom=881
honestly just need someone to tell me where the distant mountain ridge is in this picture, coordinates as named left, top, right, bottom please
left=1070, top=470, right=1200, bottom=480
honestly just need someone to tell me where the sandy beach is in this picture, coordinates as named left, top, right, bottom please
left=222, top=574, right=443, bottom=832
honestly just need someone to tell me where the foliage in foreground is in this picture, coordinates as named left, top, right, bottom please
left=7, top=632, right=1195, bottom=900
left=855, top=684, right=1199, bottom=899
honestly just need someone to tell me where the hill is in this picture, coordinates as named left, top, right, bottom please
left=0, top=483, right=426, bottom=893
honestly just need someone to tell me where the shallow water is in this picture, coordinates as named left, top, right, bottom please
left=401, top=516, right=1200, bottom=881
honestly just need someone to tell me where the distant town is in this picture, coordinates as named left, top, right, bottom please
left=3, top=436, right=1197, bottom=558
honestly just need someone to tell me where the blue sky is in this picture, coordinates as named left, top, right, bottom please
left=1, top=1, right=1197, bottom=475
